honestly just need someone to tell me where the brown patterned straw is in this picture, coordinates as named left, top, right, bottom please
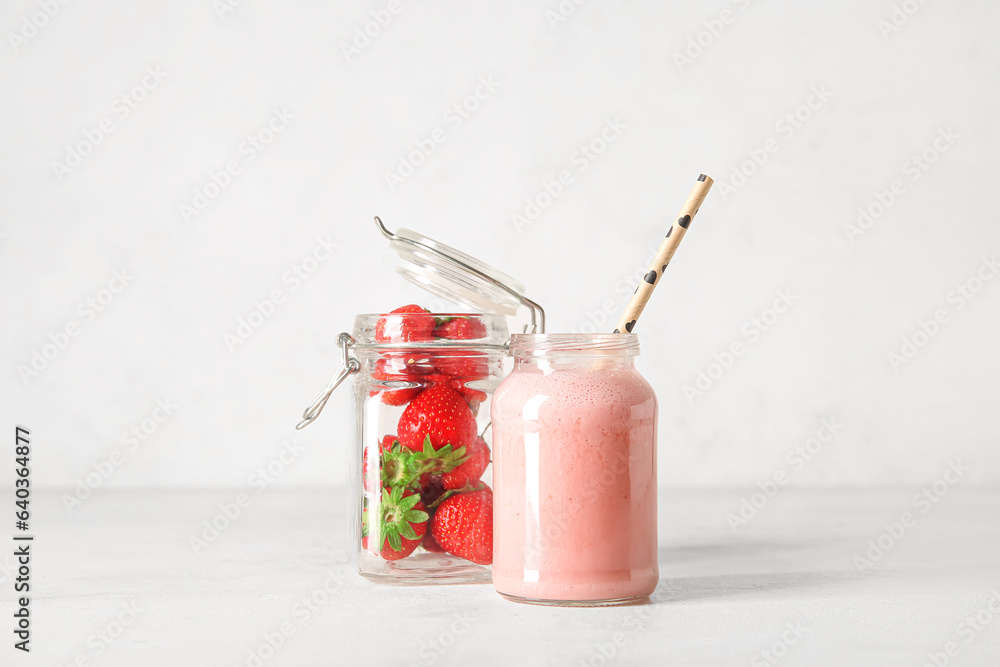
left=613, top=173, right=714, bottom=333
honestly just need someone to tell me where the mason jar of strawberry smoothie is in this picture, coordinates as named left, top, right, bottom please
left=491, top=333, right=658, bottom=605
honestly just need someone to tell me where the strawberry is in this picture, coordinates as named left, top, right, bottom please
left=363, top=447, right=376, bottom=493
left=374, top=305, right=435, bottom=343
left=363, top=436, right=399, bottom=492
left=372, top=436, right=468, bottom=493
left=397, top=383, right=476, bottom=453
left=378, top=442, right=419, bottom=489
left=382, top=352, right=436, bottom=377
left=434, top=316, right=487, bottom=340
left=421, top=373, right=452, bottom=387
left=370, top=358, right=425, bottom=406
left=442, top=436, right=489, bottom=490
left=421, top=529, right=445, bottom=553
left=417, top=373, right=487, bottom=411
left=433, top=349, right=490, bottom=381
left=417, top=473, right=446, bottom=507
left=361, top=486, right=429, bottom=561
left=431, top=485, right=493, bottom=565
left=448, top=380, right=488, bottom=413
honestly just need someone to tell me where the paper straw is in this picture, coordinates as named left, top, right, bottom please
left=613, top=173, right=713, bottom=333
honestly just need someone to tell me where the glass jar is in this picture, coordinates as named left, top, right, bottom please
left=347, top=312, right=507, bottom=583
left=491, top=333, right=658, bottom=605
left=296, top=216, right=544, bottom=585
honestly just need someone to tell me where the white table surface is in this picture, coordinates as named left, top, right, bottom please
left=12, top=487, right=1000, bottom=667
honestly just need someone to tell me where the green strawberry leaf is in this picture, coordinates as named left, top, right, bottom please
left=412, top=436, right=470, bottom=475
left=381, top=446, right=432, bottom=490
left=386, top=530, right=402, bottom=552
left=372, top=485, right=430, bottom=555
left=407, top=509, right=429, bottom=523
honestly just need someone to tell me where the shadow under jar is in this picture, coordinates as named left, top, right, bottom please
left=351, top=312, right=508, bottom=584
left=491, top=333, right=658, bottom=605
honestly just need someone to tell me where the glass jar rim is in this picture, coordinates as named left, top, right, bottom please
left=509, top=332, right=640, bottom=357
left=351, top=312, right=510, bottom=349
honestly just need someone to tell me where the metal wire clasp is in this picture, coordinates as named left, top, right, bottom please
left=295, top=332, right=360, bottom=430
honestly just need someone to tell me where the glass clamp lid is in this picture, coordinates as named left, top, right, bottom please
left=295, top=218, right=545, bottom=430
left=374, top=216, right=545, bottom=334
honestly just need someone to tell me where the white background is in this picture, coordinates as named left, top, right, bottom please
left=1, top=0, right=998, bottom=492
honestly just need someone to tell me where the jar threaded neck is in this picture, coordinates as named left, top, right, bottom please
left=508, top=333, right=640, bottom=358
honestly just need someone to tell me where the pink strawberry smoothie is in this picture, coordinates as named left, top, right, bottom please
left=491, top=362, right=658, bottom=603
